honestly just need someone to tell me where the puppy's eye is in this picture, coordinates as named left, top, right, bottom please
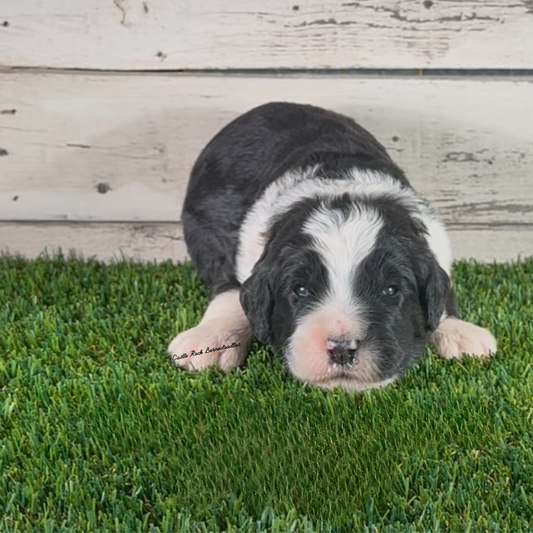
left=382, top=285, right=399, bottom=297
left=294, top=285, right=310, bottom=298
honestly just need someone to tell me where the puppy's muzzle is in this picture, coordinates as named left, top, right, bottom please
left=326, top=337, right=361, bottom=367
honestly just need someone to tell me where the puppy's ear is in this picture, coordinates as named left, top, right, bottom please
left=239, top=262, right=274, bottom=344
left=420, top=260, right=452, bottom=331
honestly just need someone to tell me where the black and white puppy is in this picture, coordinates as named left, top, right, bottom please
left=168, top=102, right=496, bottom=391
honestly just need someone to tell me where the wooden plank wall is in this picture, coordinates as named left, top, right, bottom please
left=1, top=0, right=532, bottom=262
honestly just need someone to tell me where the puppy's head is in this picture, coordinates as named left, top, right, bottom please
left=240, top=195, right=452, bottom=391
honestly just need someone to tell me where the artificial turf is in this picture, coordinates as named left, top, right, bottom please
left=0, top=254, right=532, bottom=533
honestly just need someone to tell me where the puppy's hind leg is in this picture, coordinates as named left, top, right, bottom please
left=431, top=316, right=497, bottom=360
left=168, top=289, right=253, bottom=371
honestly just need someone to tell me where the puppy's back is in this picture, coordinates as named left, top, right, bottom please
left=186, top=102, right=409, bottom=198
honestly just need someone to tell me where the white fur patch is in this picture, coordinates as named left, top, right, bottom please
left=431, top=317, right=497, bottom=359
left=235, top=166, right=452, bottom=283
left=302, top=203, right=382, bottom=314
left=168, top=290, right=253, bottom=371
left=411, top=201, right=452, bottom=276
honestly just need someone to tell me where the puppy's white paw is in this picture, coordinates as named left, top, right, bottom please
left=431, top=317, right=497, bottom=360
left=168, top=323, right=249, bottom=371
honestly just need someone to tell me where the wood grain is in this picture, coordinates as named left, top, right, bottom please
left=0, top=222, right=187, bottom=263
left=1, top=0, right=532, bottom=70
left=1, top=222, right=531, bottom=263
left=1, top=71, right=532, bottom=228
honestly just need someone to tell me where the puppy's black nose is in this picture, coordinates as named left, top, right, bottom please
left=327, top=338, right=360, bottom=367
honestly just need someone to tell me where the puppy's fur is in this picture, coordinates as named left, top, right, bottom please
left=168, top=102, right=496, bottom=391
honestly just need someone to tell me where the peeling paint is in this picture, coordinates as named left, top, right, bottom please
left=294, top=18, right=339, bottom=27
left=292, top=16, right=377, bottom=27
left=338, top=3, right=499, bottom=25
left=67, top=143, right=91, bottom=149
left=96, top=183, right=112, bottom=194
left=162, top=234, right=183, bottom=241
left=444, top=151, right=479, bottom=163
left=444, top=201, right=533, bottom=215
left=113, top=0, right=127, bottom=25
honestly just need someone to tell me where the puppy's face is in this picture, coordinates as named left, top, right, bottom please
left=240, top=198, right=452, bottom=391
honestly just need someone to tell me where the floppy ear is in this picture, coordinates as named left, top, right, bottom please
left=239, top=262, right=274, bottom=344
left=420, top=261, right=452, bottom=331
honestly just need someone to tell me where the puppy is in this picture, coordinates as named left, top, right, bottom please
left=168, top=102, right=496, bottom=391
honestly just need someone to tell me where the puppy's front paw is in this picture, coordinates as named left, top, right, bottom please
left=168, top=324, right=249, bottom=371
left=431, top=317, right=497, bottom=360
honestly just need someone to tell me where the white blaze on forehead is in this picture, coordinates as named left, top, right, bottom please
left=235, top=166, right=397, bottom=284
left=235, top=165, right=452, bottom=283
left=303, top=204, right=383, bottom=312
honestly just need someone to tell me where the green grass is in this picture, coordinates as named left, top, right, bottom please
left=0, top=254, right=532, bottom=533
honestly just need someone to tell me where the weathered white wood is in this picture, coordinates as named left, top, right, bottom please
left=1, top=222, right=530, bottom=263
left=1, top=71, right=532, bottom=227
left=0, top=222, right=187, bottom=263
left=1, top=0, right=533, bottom=70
